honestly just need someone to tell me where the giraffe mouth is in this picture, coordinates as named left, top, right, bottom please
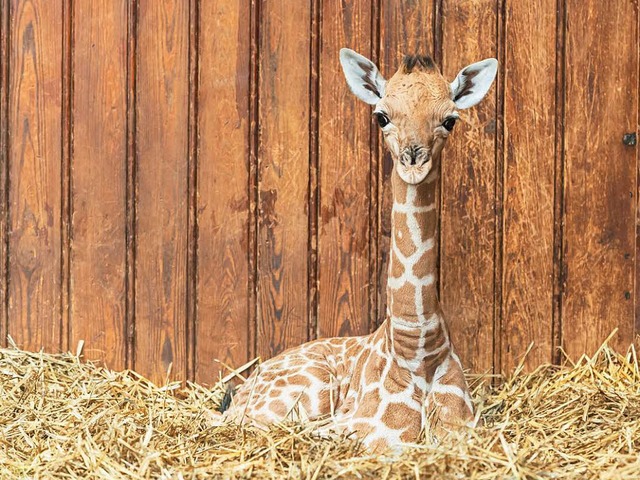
left=397, top=162, right=432, bottom=184
left=398, top=147, right=432, bottom=184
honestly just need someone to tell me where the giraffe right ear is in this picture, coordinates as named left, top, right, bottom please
left=450, top=58, right=498, bottom=109
left=339, top=48, right=386, bottom=105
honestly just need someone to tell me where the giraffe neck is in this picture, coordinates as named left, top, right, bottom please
left=386, top=165, right=442, bottom=345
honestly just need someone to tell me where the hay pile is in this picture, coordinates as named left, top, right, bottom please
left=1, top=340, right=639, bottom=479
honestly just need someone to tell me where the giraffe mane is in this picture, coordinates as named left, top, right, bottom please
left=400, top=54, right=436, bottom=74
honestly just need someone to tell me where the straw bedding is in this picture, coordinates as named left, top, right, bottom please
left=1, top=339, right=639, bottom=479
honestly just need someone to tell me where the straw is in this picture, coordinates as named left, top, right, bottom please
left=1, top=337, right=638, bottom=479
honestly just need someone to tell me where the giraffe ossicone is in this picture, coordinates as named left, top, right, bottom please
left=219, top=48, right=498, bottom=453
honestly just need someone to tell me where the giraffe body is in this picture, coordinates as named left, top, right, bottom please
left=222, top=50, right=497, bottom=452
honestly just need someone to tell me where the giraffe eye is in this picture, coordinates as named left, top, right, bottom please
left=374, top=112, right=390, bottom=128
left=442, top=117, right=457, bottom=131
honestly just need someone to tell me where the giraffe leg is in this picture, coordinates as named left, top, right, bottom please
left=221, top=339, right=358, bottom=426
left=425, top=353, right=475, bottom=440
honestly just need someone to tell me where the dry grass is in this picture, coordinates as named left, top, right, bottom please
left=1, top=338, right=639, bottom=479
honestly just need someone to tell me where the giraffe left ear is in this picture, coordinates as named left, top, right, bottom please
left=450, top=58, right=498, bottom=109
left=340, top=48, right=386, bottom=105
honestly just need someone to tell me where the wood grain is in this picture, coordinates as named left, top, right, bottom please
left=256, top=0, right=310, bottom=358
left=500, top=0, right=556, bottom=373
left=308, top=0, right=320, bottom=341
left=195, top=0, right=251, bottom=383
left=135, top=0, right=189, bottom=382
left=562, top=0, right=638, bottom=358
left=317, top=0, right=372, bottom=339
left=637, top=3, right=640, bottom=349
left=440, top=0, right=498, bottom=374
left=69, top=1, right=127, bottom=370
left=0, top=1, right=9, bottom=346
left=378, top=0, right=435, bottom=330
left=1, top=0, right=638, bottom=377
left=8, top=0, right=63, bottom=352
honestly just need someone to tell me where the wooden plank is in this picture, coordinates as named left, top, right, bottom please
left=135, top=0, right=189, bottom=382
left=380, top=1, right=435, bottom=62
left=69, top=1, right=127, bottom=369
left=0, top=1, right=9, bottom=347
left=562, top=0, right=638, bottom=358
left=317, top=0, right=372, bottom=339
left=500, top=0, right=556, bottom=373
left=7, top=0, right=63, bottom=352
left=378, top=0, right=435, bottom=330
left=440, top=0, right=497, bottom=374
left=185, top=0, right=197, bottom=382
left=637, top=3, right=640, bottom=349
left=256, top=0, right=310, bottom=358
left=308, top=0, right=320, bottom=341
left=195, top=0, right=251, bottom=383
left=551, top=0, right=567, bottom=365
left=60, top=0, right=72, bottom=355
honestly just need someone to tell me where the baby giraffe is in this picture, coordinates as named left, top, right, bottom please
left=222, top=49, right=497, bottom=452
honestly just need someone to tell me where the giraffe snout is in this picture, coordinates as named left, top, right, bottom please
left=397, top=145, right=432, bottom=184
left=400, top=145, right=429, bottom=167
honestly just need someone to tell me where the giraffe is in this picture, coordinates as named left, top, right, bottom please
left=220, top=49, right=498, bottom=452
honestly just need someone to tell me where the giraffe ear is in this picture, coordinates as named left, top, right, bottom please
left=450, top=58, right=498, bottom=109
left=339, top=48, right=386, bottom=105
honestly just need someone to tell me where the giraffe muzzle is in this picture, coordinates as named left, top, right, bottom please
left=398, top=146, right=432, bottom=184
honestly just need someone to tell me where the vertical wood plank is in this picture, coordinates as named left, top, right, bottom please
left=185, top=0, right=198, bottom=382
left=563, top=0, right=638, bottom=357
left=195, top=0, right=251, bottom=383
left=136, top=0, right=189, bottom=381
left=500, top=0, right=556, bottom=373
left=551, top=0, right=567, bottom=365
left=60, top=0, right=72, bottom=355
left=256, top=0, right=310, bottom=358
left=70, top=1, right=127, bottom=370
left=378, top=0, right=435, bottom=329
left=317, top=0, right=372, bottom=339
left=247, top=0, right=259, bottom=365
left=308, top=0, right=320, bottom=341
left=636, top=0, right=640, bottom=349
left=0, top=0, right=9, bottom=346
left=440, top=0, right=498, bottom=373
left=380, top=1, right=435, bottom=62
left=125, top=0, right=137, bottom=371
left=8, top=0, right=63, bottom=352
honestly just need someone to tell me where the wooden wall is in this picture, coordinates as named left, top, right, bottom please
left=0, top=0, right=638, bottom=384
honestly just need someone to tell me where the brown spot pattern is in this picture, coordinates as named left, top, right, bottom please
left=393, top=335, right=421, bottom=360
left=287, top=374, right=312, bottom=387
left=382, top=402, right=420, bottom=430
left=420, top=285, right=439, bottom=313
left=413, top=181, right=438, bottom=206
left=356, top=390, right=382, bottom=417
left=392, top=212, right=417, bottom=257
left=364, top=355, right=387, bottom=384
left=269, top=400, right=288, bottom=417
left=429, top=392, right=473, bottom=424
left=390, top=250, right=405, bottom=278
left=368, top=438, right=389, bottom=453
left=400, top=426, right=419, bottom=442
left=389, top=283, right=417, bottom=318
left=412, top=249, right=437, bottom=279
left=383, top=364, right=412, bottom=393
left=351, top=422, right=375, bottom=436
left=437, top=362, right=466, bottom=387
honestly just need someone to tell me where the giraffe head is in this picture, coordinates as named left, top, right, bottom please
left=340, top=49, right=497, bottom=185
